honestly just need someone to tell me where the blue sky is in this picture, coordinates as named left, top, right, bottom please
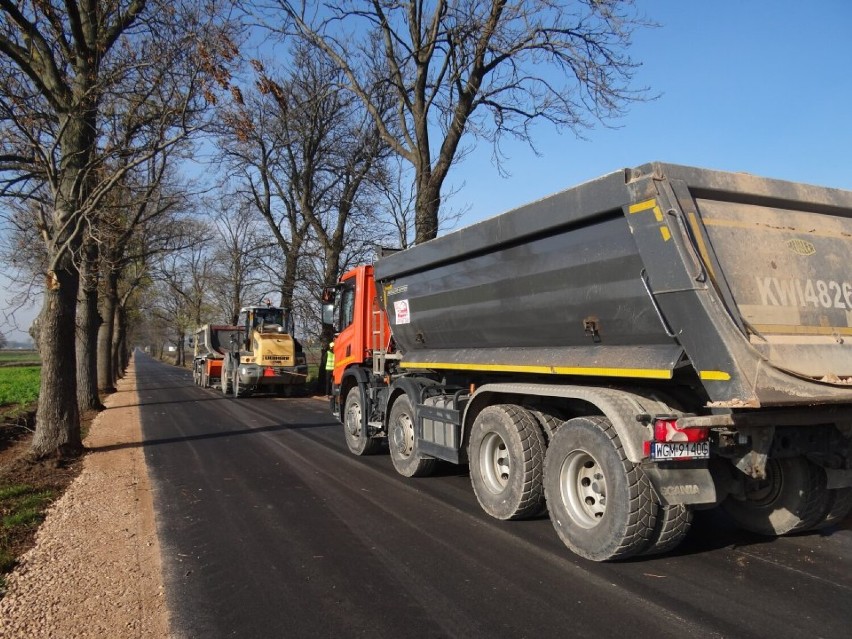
left=3, top=0, right=851, bottom=342
left=446, top=0, right=852, bottom=226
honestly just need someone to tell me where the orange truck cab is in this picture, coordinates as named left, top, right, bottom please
left=325, top=265, right=391, bottom=415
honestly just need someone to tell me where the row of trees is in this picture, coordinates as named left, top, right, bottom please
left=0, top=0, right=649, bottom=459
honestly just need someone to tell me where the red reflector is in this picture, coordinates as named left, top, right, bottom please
left=263, top=367, right=275, bottom=377
left=653, top=418, right=708, bottom=443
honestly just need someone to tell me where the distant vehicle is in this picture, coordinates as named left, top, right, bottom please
left=192, top=324, right=243, bottom=389
left=219, top=303, right=308, bottom=397
left=322, top=162, right=852, bottom=561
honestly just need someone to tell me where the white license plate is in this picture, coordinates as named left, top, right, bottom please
left=652, top=441, right=710, bottom=461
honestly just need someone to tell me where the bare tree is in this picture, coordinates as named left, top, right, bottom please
left=217, top=72, right=313, bottom=316
left=375, top=156, right=464, bottom=249
left=275, top=0, right=651, bottom=243
left=0, top=1, right=239, bottom=458
left=0, top=329, right=7, bottom=349
left=218, top=41, right=392, bottom=320
left=151, top=218, right=218, bottom=367
left=97, top=165, right=201, bottom=391
left=208, top=197, right=275, bottom=324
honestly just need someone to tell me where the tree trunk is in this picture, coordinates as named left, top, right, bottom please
left=76, top=243, right=104, bottom=412
left=31, top=259, right=84, bottom=459
left=114, top=305, right=129, bottom=376
left=98, top=271, right=119, bottom=392
left=280, top=247, right=300, bottom=312
left=176, top=330, right=186, bottom=367
left=414, top=180, right=441, bottom=244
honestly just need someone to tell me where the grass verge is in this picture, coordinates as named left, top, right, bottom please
left=0, top=484, right=56, bottom=590
left=0, top=401, right=88, bottom=598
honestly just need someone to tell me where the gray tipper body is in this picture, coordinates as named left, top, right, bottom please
left=373, top=162, right=852, bottom=502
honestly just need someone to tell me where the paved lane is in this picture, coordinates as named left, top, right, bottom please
left=136, top=354, right=852, bottom=638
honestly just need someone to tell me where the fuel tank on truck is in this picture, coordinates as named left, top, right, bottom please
left=373, top=162, right=852, bottom=408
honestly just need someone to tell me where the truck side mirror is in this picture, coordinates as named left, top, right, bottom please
left=322, top=302, right=335, bottom=328
left=321, top=287, right=336, bottom=328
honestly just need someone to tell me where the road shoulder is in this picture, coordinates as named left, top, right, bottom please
left=0, top=357, right=169, bottom=638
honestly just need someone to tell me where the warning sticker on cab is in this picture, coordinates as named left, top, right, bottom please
left=394, top=300, right=411, bottom=325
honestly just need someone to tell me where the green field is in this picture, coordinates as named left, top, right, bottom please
left=0, top=351, right=40, bottom=365
left=0, top=367, right=40, bottom=406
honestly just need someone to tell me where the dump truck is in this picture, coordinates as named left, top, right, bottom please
left=191, top=324, right=243, bottom=389
left=221, top=303, right=308, bottom=397
left=321, top=162, right=852, bottom=561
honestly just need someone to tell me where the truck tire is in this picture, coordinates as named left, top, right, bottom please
left=640, top=504, right=693, bottom=556
left=221, top=367, right=231, bottom=395
left=343, top=388, right=381, bottom=455
left=468, top=404, right=546, bottom=520
left=388, top=395, right=437, bottom=477
left=812, top=488, right=852, bottom=530
left=523, top=405, right=566, bottom=444
left=721, top=456, right=830, bottom=535
left=544, top=416, right=657, bottom=561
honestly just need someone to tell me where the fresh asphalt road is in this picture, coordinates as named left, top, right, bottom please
left=136, top=353, right=852, bottom=639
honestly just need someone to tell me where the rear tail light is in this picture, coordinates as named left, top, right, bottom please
left=641, top=415, right=711, bottom=461
left=653, top=417, right=708, bottom=443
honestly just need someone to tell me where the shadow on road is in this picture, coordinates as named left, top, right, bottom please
left=88, top=420, right=334, bottom=455
left=105, top=395, right=233, bottom=409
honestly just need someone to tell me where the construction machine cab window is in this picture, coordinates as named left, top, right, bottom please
left=239, top=307, right=295, bottom=342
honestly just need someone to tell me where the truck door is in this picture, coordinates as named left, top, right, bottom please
left=332, top=276, right=358, bottom=384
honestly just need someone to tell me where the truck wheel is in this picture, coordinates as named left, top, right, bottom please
left=524, top=406, right=566, bottom=444
left=388, top=395, right=436, bottom=477
left=811, top=488, right=852, bottom=530
left=200, top=369, right=208, bottom=388
left=221, top=368, right=231, bottom=395
left=721, top=457, right=830, bottom=535
left=343, top=389, right=381, bottom=455
left=468, top=404, right=546, bottom=520
left=544, top=416, right=657, bottom=561
left=640, top=504, right=693, bottom=556
left=232, top=372, right=242, bottom=398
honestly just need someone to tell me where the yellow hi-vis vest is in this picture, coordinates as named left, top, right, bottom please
left=325, top=342, right=335, bottom=371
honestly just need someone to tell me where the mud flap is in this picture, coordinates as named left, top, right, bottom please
left=641, top=462, right=717, bottom=506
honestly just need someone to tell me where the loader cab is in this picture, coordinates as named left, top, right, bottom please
left=238, top=304, right=295, bottom=351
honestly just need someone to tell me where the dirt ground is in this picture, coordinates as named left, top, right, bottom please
left=0, top=360, right=171, bottom=638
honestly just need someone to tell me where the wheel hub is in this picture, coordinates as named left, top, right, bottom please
left=559, top=450, right=607, bottom=529
left=742, top=458, right=782, bottom=505
left=391, top=413, right=414, bottom=456
left=480, top=432, right=510, bottom=494
left=345, top=402, right=361, bottom=436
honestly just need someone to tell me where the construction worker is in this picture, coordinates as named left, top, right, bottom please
left=325, top=341, right=335, bottom=395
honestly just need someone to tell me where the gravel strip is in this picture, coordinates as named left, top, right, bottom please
left=0, top=360, right=170, bottom=638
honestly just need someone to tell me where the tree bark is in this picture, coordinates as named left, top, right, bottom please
left=98, top=270, right=119, bottom=392
left=31, top=257, right=84, bottom=458
left=414, top=179, right=441, bottom=244
left=113, top=304, right=128, bottom=376
left=76, top=242, right=104, bottom=412
left=31, top=103, right=96, bottom=458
